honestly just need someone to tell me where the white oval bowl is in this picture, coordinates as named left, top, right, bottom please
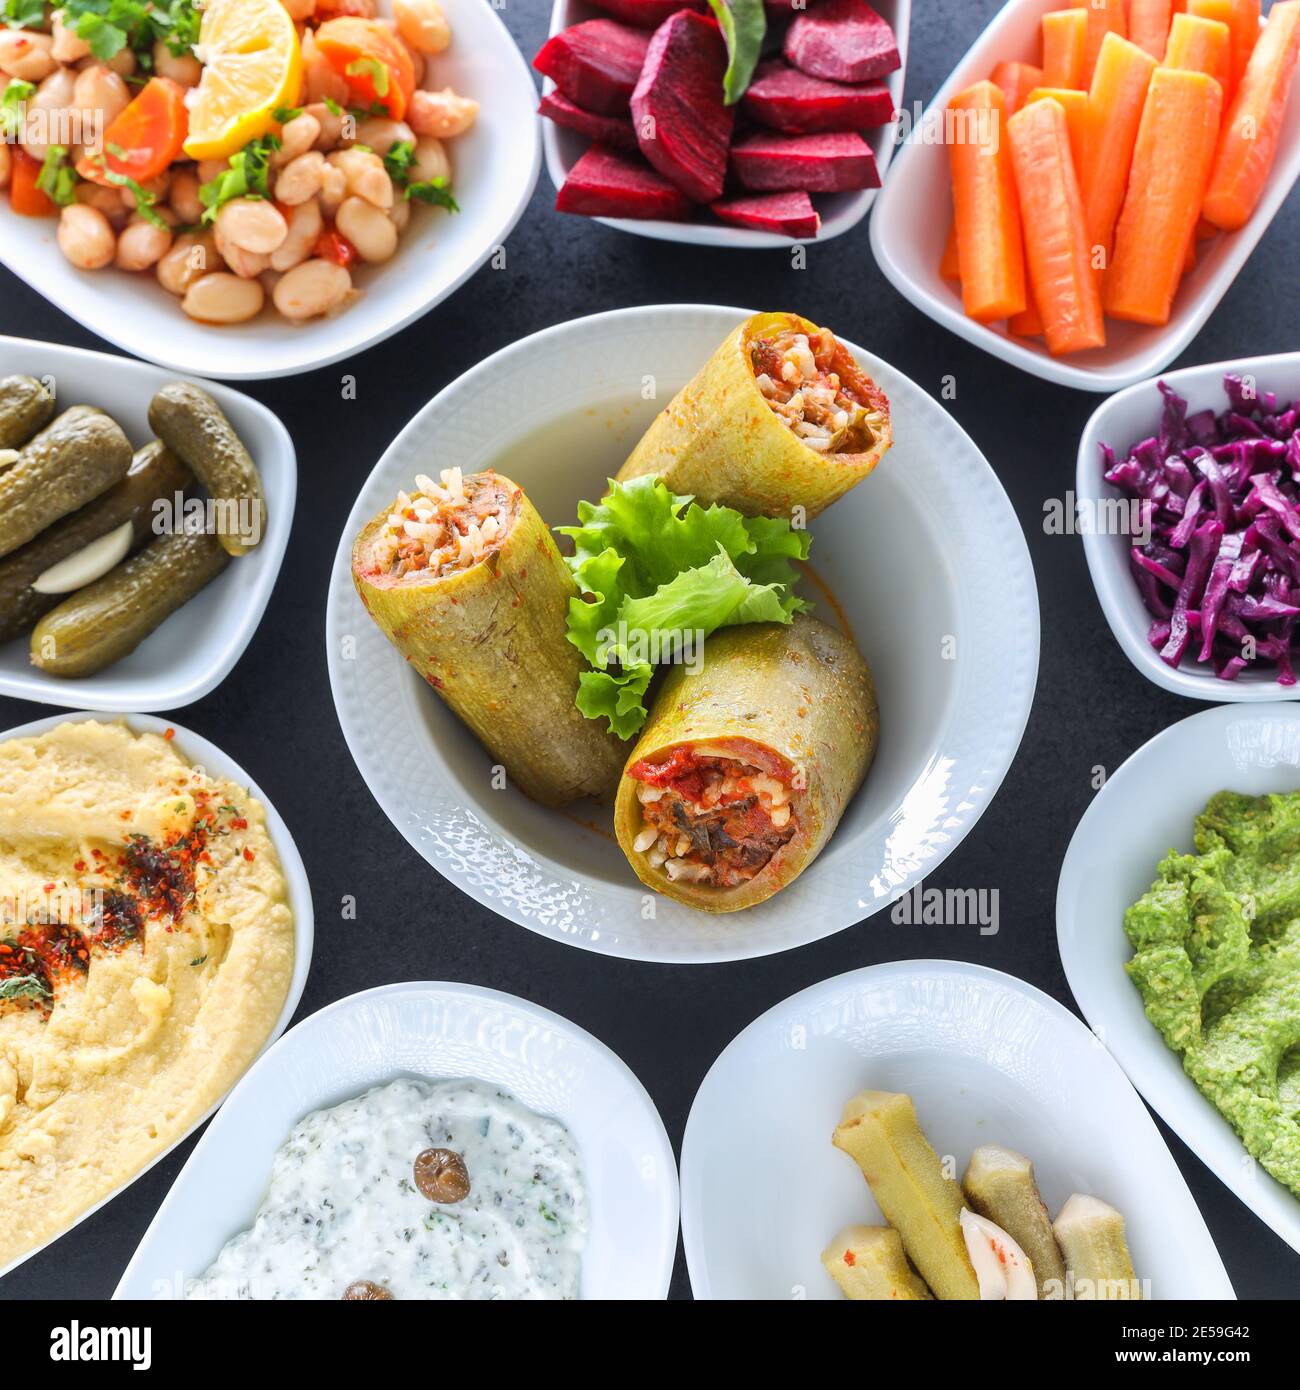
left=325, top=303, right=1039, bottom=963
left=870, top=0, right=1300, bottom=391
left=540, top=0, right=911, bottom=247
left=681, top=959, right=1234, bottom=1299
left=0, top=335, right=295, bottom=711
left=0, top=708, right=314, bottom=1283
left=0, top=0, right=541, bottom=380
left=1057, top=702, right=1300, bottom=1257
left=1077, top=350, right=1300, bottom=701
left=113, top=981, right=679, bottom=1300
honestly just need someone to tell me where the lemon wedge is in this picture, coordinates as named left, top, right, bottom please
left=182, top=0, right=303, bottom=162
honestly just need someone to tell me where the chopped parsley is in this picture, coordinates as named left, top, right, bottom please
left=0, top=973, right=51, bottom=1004
left=86, top=152, right=168, bottom=228
left=35, top=146, right=78, bottom=207
left=58, top=0, right=201, bottom=64
left=383, top=141, right=460, bottom=214
left=0, top=0, right=45, bottom=27
left=198, top=135, right=281, bottom=223
left=0, top=79, right=35, bottom=141
left=272, top=105, right=304, bottom=126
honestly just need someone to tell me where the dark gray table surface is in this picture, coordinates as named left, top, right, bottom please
left=2, top=0, right=1298, bottom=1302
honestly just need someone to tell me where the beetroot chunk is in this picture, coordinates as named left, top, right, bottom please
left=785, top=0, right=901, bottom=83
left=556, top=145, right=693, bottom=220
left=534, top=19, right=650, bottom=116
left=711, top=190, right=822, bottom=238
left=539, top=91, right=639, bottom=152
left=585, top=0, right=708, bottom=26
left=631, top=10, right=734, bottom=203
left=730, top=130, right=880, bottom=192
left=743, top=60, right=894, bottom=132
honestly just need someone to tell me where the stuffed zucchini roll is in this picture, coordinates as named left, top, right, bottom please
left=617, top=312, right=892, bottom=519
left=352, top=469, right=626, bottom=807
left=614, top=614, right=877, bottom=911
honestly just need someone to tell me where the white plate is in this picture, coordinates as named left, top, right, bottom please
left=113, top=981, right=679, bottom=1300
left=1058, top=702, right=1300, bottom=1257
left=0, top=335, right=294, bottom=710
left=1078, top=351, right=1300, bottom=701
left=870, top=0, right=1300, bottom=391
left=0, top=709, right=314, bottom=1283
left=325, top=303, right=1039, bottom=963
left=0, top=0, right=540, bottom=380
left=540, top=0, right=911, bottom=247
left=681, top=959, right=1234, bottom=1300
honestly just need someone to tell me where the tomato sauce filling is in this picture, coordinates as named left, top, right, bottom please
left=370, top=470, right=514, bottom=582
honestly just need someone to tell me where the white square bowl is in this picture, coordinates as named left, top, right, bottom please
left=0, top=0, right=541, bottom=380
left=541, top=0, right=911, bottom=247
left=869, top=0, right=1300, bottom=391
left=0, top=335, right=295, bottom=711
left=1077, top=350, right=1300, bottom=700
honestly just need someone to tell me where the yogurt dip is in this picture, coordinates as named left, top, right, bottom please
left=190, top=1077, right=588, bottom=1300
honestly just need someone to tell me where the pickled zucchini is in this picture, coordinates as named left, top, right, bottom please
left=962, top=1144, right=1066, bottom=1299
left=0, top=407, right=133, bottom=561
left=821, top=1226, right=933, bottom=1301
left=31, top=530, right=228, bottom=678
left=1053, top=1194, right=1141, bottom=1301
left=148, top=383, right=265, bottom=556
left=0, top=375, right=56, bottom=451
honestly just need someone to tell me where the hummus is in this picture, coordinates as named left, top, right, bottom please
left=0, top=720, right=294, bottom=1269
left=1125, top=790, right=1300, bottom=1197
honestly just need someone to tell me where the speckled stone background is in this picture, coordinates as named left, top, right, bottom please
left=3, top=0, right=1298, bottom=1301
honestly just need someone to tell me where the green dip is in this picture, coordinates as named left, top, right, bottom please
left=1125, top=791, right=1300, bottom=1198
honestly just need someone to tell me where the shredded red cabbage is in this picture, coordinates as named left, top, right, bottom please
left=1103, top=374, right=1300, bottom=684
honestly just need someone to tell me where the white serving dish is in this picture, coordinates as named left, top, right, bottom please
left=326, top=303, right=1038, bottom=963
left=1078, top=350, right=1300, bottom=700
left=1057, top=701, right=1300, bottom=1257
left=0, top=0, right=541, bottom=380
left=0, top=335, right=294, bottom=710
left=114, top=981, right=679, bottom=1300
left=870, top=0, right=1300, bottom=391
left=0, top=709, right=314, bottom=1283
left=541, top=0, right=911, bottom=246
left=681, top=959, right=1234, bottom=1299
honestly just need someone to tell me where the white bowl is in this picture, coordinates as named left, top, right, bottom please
left=1078, top=350, right=1300, bottom=701
left=540, top=0, right=911, bottom=247
left=1057, top=702, right=1300, bottom=1257
left=870, top=0, right=1300, bottom=391
left=681, top=959, right=1234, bottom=1299
left=0, top=709, right=314, bottom=1283
left=0, top=0, right=541, bottom=380
left=0, top=335, right=294, bottom=711
left=113, top=981, right=679, bottom=1300
left=325, top=303, right=1039, bottom=963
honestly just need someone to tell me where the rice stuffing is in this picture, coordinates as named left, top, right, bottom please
left=751, top=328, right=877, bottom=455
left=374, top=469, right=512, bottom=579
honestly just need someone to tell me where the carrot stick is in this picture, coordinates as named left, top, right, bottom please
left=1129, top=0, right=1174, bottom=56
left=1203, top=0, right=1300, bottom=229
left=1043, top=9, right=1090, bottom=87
left=1080, top=33, right=1158, bottom=270
left=1009, top=280, right=1046, bottom=336
left=991, top=59, right=1046, bottom=113
left=947, top=81, right=1027, bottom=322
left=1027, top=86, right=1091, bottom=167
left=1071, top=0, right=1130, bottom=84
left=1165, top=11, right=1232, bottom=96
left=1106, top=67, right=1223, bottom=322
left=1007, top=97, right=1105, bottom=353
left=940, top=221, right=961, bottom=279
left=1190, top=0, right=1260, bottom=96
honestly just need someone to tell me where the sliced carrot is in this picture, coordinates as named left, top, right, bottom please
left=1026, top=86, right=1091, bottom=167
left=1007, top=97, right=1105, bottom=354
left=947, top=81, right=1026, bottom=322
left=1009, top=279, right=1046, bottom=336
left=314, top=16, right=417, bottom=121
left=9, top=149, right=55, bottom=217
left=991, top=59, right=1046, bottom=113
left=1106, top=67, right=1222, bottom=322
left=940, top=220, right=961, bottom=279
left=75, top=77, right=188, bottom=187
left=1165, top=12, right=1232, bottom=96
left=1129, top=0, right=1174, bottom=56
left=1071, top=0, right=1129, bottom=84
left=1043, top=8, right=1091, bottom=87
left=1190, top=0, right=1260, bottom=96
left=1080, top=32, right=1158, bottom=270
left=1202, top=0, right=1300, bottom=228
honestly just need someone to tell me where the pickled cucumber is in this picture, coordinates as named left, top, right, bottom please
left=148, top=383, right=265, bottom=557
left=962, top=1144, right=1066, bottom=1299
left=0, top=375, right=56, bottom=451
left=0, top=441, right=191, bottom=644
left=1052, top=1194, right=1141, bottom=1300
left=31, top=530, right=228, bottom=678
left=821, top=1226, right=933, bottom=1301
left=0, top=406, right=133, bottom=561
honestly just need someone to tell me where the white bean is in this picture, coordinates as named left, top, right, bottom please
left=335, top=195, right=398, bottom=263
left=0, top=30, right=55, bottom=82
left=389, top=194, right=410, bottom=232
left=156, top=232, right=223, bottom=296
left=216, top=197, right=288, bottom=254
left=169, top=168, right=203, bottom=224
left=116, top=217, right=173, bottom=272
left=272, top=258, right=351, bottom=320
left=106, top=46, right=135, bottom=78
left=305, top=101, right=344, bottom=151
left=327, top=147, right=392, bottom=209
left=24, top=67, right=77, bottom=162
left=52, top=10, right=92, bottom=64
left=273, top=111, right=321, bottom=166
left=411, top=135, right=450, bottom=185
left=408, top=87, right=478, bottom=140
left=394, top=0, right=451, bottom=55
left=152, top=39, right=201, bottom=88
left=352, top=117, right=414, bottom=157
left=57, top=204, right=116, bottom=270
left=182, top=272, right=265, bottom=324
left=318, top=163, right=347, bottom=217
left=74, top=180, right=130, bottom=230
left=72, top=65, right=130, bottom=144
left=274, top=150, right=326, bottom=205
left=120, top=172, right=168, bottom=210
left=213, top=227, right=271, bottom=279
left=269, top=198, right=323, bottom=272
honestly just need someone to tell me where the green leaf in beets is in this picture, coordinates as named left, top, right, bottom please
left=707, top=0, right=767, bottom=105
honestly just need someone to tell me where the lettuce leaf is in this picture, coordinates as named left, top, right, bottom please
left=558, top=476, right=810, bottom=738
